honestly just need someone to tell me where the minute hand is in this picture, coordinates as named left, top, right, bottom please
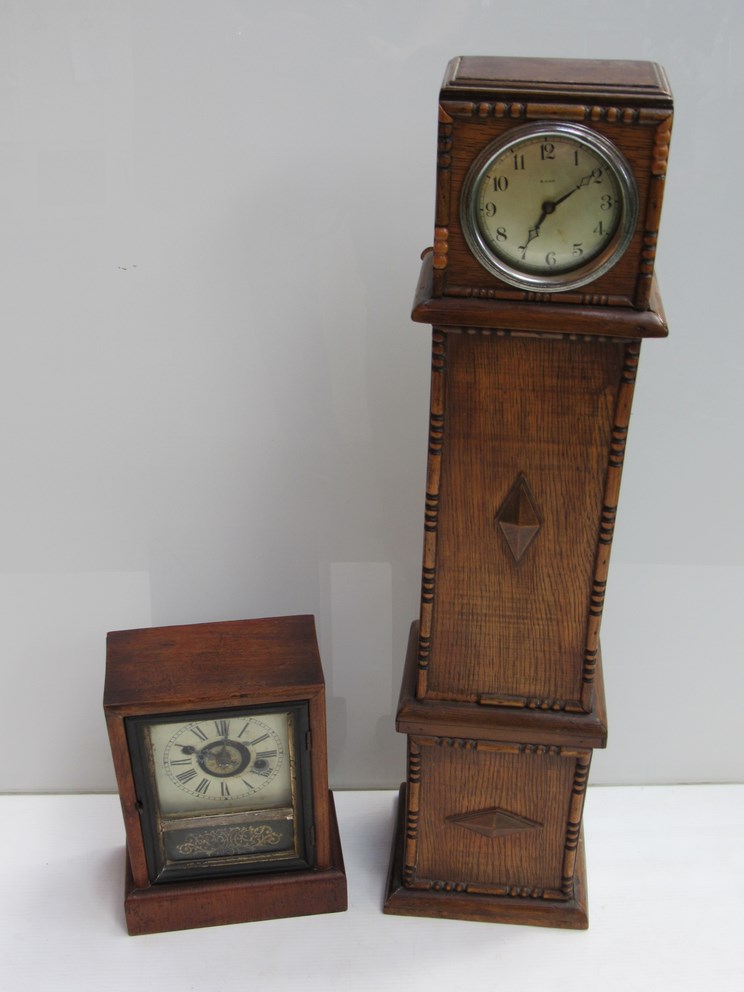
left=552, top=168, right=602, bottom=209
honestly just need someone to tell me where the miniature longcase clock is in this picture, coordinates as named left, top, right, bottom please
left=104, top=615, right=347, bottom=935
left=384, top=57, right=672, bottom=927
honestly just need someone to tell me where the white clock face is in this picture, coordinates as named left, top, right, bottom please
left=461, top=122, right=638, bottom=292
left=147, top=711, right=292, bottom=816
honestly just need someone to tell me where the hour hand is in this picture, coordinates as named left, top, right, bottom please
left=525, top=222, right=542, bottom=247
left=520, top=204, right=549, bottom=255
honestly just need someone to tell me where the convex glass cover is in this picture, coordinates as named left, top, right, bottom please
left=460, top=122, right=638, bottom=292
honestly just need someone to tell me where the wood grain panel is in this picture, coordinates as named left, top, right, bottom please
left=424, top=331, right=626, bottom=708
left=406, top=737, right=590, bottom=898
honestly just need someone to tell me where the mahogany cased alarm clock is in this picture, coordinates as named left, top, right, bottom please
left=104, top=615, right=347, bottom=934
left=384, top=56, right=673, bottom=928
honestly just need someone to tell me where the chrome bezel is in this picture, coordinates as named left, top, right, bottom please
left=460, top=121, right=639, bottom=293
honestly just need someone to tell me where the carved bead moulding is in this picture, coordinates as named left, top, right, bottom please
left=432, top=56, right=673, bottom=309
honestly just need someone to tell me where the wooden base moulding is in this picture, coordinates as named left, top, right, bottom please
left=384, top=785, right=588, bottom=929
left=123, top=791, right=347, bottom=936
left=384, top=622, right=593, bottom=930
left=397, top=621, right=608, bottom=749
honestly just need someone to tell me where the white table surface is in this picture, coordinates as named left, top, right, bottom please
left=2, top=786, right=742, bottom=992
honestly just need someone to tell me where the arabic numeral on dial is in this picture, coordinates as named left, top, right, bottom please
left=540, top=142, right=555, bottom=161
left=494, top=227, right=507, bottom=243
left=492, top=176, right=509, bottom=192
left=484, top=202, right=497, bottom=218
left=593, top=220, right=607, bottom=235
left=572, top=243, right=584, bottom=257
left=513, top=153, right=525, bottom=170
left=545, top=251, right=557, bottom=267
left=600, top=194, right=614, bottom=211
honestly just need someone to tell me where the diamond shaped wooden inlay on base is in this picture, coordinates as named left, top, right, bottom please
left=447, top=807, right=543, bottom=838
left=495, top=474, right=542, bottom=562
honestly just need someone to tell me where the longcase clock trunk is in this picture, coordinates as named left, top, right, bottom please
left=384, top=266, right=667, bottom=929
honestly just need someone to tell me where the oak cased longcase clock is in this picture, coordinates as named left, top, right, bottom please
left=104, top=615, right=347, bottom=935
left=384, top=57, right=672, bottom=927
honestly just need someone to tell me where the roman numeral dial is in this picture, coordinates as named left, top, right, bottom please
left=147, top=710, right=292, bottom=815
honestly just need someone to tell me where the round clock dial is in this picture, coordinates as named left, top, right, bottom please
left=147, top=711, right=291, bottom=815
left=460, top=122, right=638, bottom=292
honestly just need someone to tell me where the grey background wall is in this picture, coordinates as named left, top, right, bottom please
left=1, top=0, right=741, bottom=793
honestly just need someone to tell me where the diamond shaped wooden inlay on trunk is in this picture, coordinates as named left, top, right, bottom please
left=495, top=473, right=542, bottom=562
left=447, top=807, right=543, bottom=838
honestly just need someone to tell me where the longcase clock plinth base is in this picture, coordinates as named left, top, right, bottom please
left=123, top=791, right=347, bottom=935
left=384, top=785, right=588, bottom=929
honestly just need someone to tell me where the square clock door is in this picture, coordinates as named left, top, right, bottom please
left=126, top=702, right=314, bottom=884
